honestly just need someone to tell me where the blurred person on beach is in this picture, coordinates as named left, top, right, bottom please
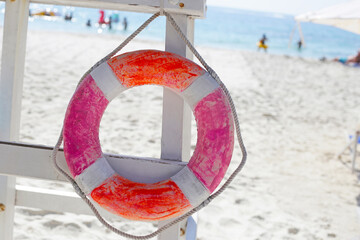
left=64, top=11, right=73, bottom=21
left=297, top=40, right=303, bottom=50
left=257, top=34, right=268, bottom=52
left=108, top=16, right=112, bottom=30
left=111, top=12, right=120, bottom=23
left=123, top=17, right=128, bottom=31
left=86, top=19, right=91, bottom=27
left=98, top=10, right=106, bottom=25
left=333, top=49, right=360, bottom=64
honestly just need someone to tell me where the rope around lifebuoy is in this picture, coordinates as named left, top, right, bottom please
left=52, top=11, right=247, bottom=239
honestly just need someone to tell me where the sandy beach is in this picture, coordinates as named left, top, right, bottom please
left=8, top=28, right=360, bottom=239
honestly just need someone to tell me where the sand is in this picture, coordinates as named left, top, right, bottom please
left=6, top=29, right=360, bottom=239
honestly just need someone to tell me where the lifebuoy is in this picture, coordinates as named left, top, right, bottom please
left=63, top=50, right=234, bottom=221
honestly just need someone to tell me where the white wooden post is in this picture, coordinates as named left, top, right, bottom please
left=0, top=0, right=30, bottom=239
left=158, top=14, right=195, bottom=240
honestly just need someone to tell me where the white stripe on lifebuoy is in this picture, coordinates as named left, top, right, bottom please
left=90, top=62, right=126, bottom=101
left=171, top=166, right=210, bottom=207
left=180, top=72, right=220, bottom=109
left=75, top=157, right=115, bottom=195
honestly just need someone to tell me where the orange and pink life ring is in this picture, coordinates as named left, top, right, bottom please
left=63, top=50, right=234, bottom=221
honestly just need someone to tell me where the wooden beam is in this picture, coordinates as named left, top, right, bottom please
left=158, top=14, right=195, bottom=240
left=0, top=141, right=186, bottom=183
left=15, top=185, right=93, bottom=215
left=0, top=177, right=15, bottom=240
left=27, top=0, right=206, bottom=17
left=15, top=185, right=125, bottom=219
left=0, top=0, right=30, bottom=239
left=0, top=1, right=29, bottom=139
left=185, top=215, right=197, bottom=240
left=161, top=15, right=194, bottom=162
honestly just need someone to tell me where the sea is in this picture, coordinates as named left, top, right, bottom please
left=1, top=3, right=360, bottom=60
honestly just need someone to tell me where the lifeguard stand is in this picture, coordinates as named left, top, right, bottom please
left=0, top=0, right=206, bottom=239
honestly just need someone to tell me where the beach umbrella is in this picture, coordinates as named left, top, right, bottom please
left=295, top=0, right=360, bottom=35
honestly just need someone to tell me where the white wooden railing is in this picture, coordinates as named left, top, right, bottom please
left=0, top=0, right=206, bottom=239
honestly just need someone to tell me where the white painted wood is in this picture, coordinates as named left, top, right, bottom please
left=0, top=0, right=30, bottom=239
left=161, top=15, right=194, bottom=162
left=0, top=1, right=29, bottom=139
left=0, top=141, right=186, bottom=183
left=15, top=185, right=92, bottom=215
left=161, top=91, right=193, bottom=162
left=157, top=214, right=196, bottom=240
left=158, top=218, right=180, bottom=240
left=185, top=215, right=197, bottom=240
left=27, top=0, right=206, bottom=17
left=0, top=142, right=69, bottom=182
left=0, top=176, right=16, bottom=240
left=15, top=185, right=126, bottom=219
left=158, top=14, right=196, bottom=240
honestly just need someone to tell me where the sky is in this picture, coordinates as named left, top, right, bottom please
left=206, top=0, right=352, bottom=15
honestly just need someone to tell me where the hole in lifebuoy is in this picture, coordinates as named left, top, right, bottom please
left=99, top=85, right=197, bottom=160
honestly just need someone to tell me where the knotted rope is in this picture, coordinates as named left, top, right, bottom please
left=52, top=11, right=247, bottom=240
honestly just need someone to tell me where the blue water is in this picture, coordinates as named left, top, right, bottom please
left=1, top=3, right=360, bottom=59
